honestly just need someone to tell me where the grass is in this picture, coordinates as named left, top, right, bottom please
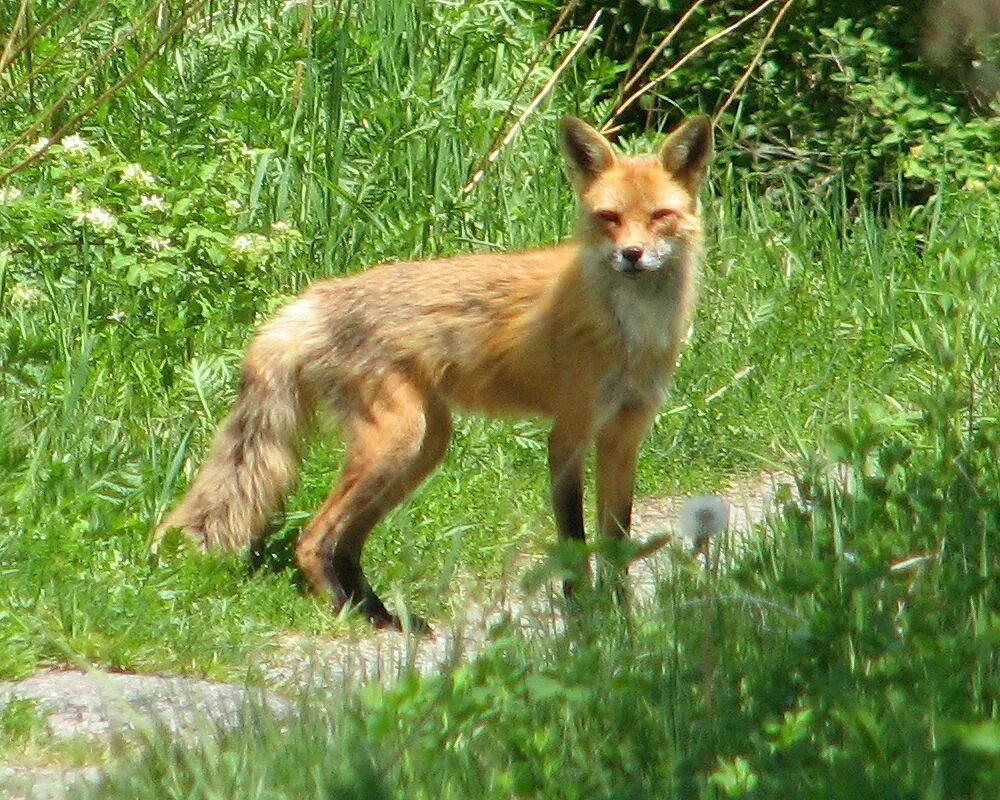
left=2, top=0, right=1000, bottom=796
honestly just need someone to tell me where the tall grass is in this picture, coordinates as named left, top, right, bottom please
left=86, top=354, right=1000, bottom=797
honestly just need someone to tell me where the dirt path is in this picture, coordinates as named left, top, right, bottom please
left=0, top=472, right=792, bottom=800
left=256, top=470, right=792, bottom=687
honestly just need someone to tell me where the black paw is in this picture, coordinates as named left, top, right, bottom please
left=368, top=606, right=433, bottom=636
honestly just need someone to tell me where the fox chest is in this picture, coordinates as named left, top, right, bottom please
left=607, top=278, right=688, bottom=355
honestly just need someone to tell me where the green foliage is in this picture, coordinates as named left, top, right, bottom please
left=0, top=135, right=302, bottom=370
left=0, top=698, right=45, bottom=748
left=713, top=215, right=1000, bottom=796
left=574, top=1, right=999, bottom=198
left=89, top=699, right=390, bottom=799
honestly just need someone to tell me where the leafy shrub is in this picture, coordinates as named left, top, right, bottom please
left=571, top=0, right=999, bottom=199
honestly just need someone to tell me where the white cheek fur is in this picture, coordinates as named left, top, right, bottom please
left=606, top=239, right=678, bottom=273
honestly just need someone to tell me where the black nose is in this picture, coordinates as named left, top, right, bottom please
left=622, top=246, right=643, bottom=264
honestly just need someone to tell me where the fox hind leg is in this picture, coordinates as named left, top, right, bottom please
left=295, top=377, right=451, bottom=631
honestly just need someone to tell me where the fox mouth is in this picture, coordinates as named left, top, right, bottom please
left=617, top=261, right=655, bottom=278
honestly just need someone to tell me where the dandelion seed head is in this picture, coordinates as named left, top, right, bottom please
left=679, top=494, right=730, bottom=551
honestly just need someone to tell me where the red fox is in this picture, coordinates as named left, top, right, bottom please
left=156, top=115, right=713, bottom=630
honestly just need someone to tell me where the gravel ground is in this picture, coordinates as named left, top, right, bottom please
left=0, top=472, right=791, bottom=799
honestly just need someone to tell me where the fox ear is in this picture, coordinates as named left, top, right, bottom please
left=560, top=117, right=616, bottom=189
left=659, top=115, right=713, bottom=192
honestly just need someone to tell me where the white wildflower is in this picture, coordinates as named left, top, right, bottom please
left=225, top=198, right=243, bottom=213
left=60, top=134, right=89, bottom=155
left=30, top=137, right=50, bottom=154
left=9, top=283, right=43, bottom=306
left=678, top=495, right=730, bottom=552
left=0, top=186, right=22, bottom=203
left=140, top=194, right=166, bottom=212
left=75, top=206, right=117, bottom=231
left=65, top=186, right=83, bottom=206
left=270, top=220, right=300, bottom=239
left=122, top=163, right=156, bottom=186
left=107, top=309, right=126, bottom=323
left=231, top=234, right=254, bottom=251
left=230, top=232, right=270, bottom=256
left=147, top=235, right=172, bottom=252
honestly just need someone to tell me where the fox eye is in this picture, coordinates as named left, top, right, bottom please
left=595, top=209, right=621, bottom=226
left=651, top=208, right=677, bottom=222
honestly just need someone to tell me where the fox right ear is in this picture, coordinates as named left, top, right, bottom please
left=659, top=115, right=713, bottom=192
left=559, top=117, right=616, bottom=188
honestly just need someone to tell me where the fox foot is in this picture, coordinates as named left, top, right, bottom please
left=331, top=589, right=432, bottom=635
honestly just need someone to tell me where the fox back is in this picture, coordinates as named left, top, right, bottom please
left=250, top=116, right=709, bottom=424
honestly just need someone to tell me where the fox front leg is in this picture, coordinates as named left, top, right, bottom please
left=548, top=422, right=590, bottom=599
left=595, top=402, right=657, bottom=600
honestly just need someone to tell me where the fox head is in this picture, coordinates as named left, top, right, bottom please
left=560, top=115, right=713, bottom=277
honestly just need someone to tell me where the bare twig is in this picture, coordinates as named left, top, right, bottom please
left=0, top=0, right=87, bottom=77
left=608, top=0, right=707, bottom=124
left=713, top=0, right=797, bottom=124
left=290, top=0, right=314, bottom=111
left=0, top=0, right=115, bottom=106
left=0, top=0, right=31, bottom=75
left=606, top=0, right=779, bottom=128
left=0, top=0, right=167, bottom=165
left=0, top=0, right=211, bottom=183
left=466, top=0, right=581, bottom=191
left=613, top=4, right=653, bottom=104
left=462, top=9, right=602, bottom=196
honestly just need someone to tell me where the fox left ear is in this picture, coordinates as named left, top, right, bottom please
left=560, top=116, right=617, bottom=190
left=659, top=115, right=713, bottom=192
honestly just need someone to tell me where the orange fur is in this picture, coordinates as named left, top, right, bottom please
left=156, top=115, right=713, bottom=629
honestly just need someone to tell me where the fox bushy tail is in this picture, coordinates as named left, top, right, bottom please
left=156, top=356, right=306, bottom=552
